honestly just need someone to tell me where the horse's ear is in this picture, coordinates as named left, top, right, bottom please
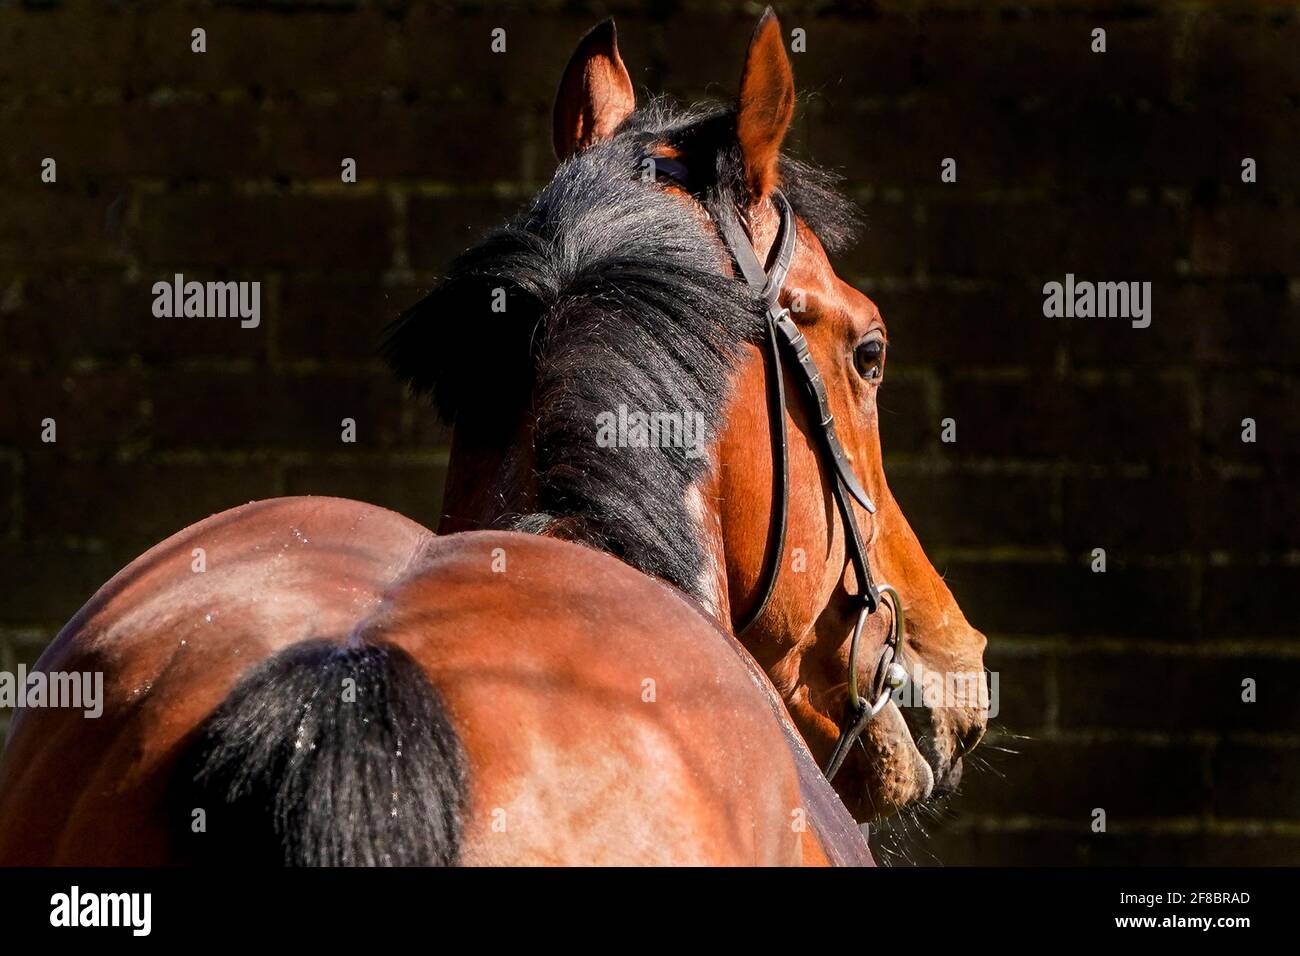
left=735, top=7, right=794, bottom=200
left=552, top=19, right=636, bottom=161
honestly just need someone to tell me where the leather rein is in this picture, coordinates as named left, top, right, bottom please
left=706, top=187, right=908, bottom=783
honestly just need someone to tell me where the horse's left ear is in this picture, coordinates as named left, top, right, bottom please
left=735, top=7, right=795, bottom=200
left=552, top=19, right=636, bottom=161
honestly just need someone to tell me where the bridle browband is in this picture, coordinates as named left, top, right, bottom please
left=705, top=186, right=908, bottom=783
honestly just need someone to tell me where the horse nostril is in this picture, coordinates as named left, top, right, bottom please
left=933, top=757, right=963, bottom=797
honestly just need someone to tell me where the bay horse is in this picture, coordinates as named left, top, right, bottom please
left=390, top=12, right=989, bottom=824
left=0, top=10, right=986, bottom=866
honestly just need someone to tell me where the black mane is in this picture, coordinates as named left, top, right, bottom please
left=384, top=98, right=859, bottom=601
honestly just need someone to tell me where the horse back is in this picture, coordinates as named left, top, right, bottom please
left=0, top=496, right=863, bottom=865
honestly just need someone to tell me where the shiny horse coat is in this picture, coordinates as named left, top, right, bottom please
left=0, top=498, right=869, bottom=865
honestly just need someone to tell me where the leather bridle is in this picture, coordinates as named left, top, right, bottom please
left=706, top=187, right=909, bottom=783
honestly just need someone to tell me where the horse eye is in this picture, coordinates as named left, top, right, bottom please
left=853, top=338, right=885, bottom=380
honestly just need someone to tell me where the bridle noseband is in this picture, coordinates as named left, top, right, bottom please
left=706, top=187, right=909, bottom=783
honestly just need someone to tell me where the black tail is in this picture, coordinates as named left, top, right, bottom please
left=173, top=640, right=468, bottom=866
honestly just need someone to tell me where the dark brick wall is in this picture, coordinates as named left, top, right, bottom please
left=1, top=1, right=1297, bottom=865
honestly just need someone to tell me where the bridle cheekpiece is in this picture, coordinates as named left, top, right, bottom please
left=698, top=178, right=910, bottom=783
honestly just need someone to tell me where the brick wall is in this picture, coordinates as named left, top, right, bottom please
left=1, top=1, right=1297, bottom=864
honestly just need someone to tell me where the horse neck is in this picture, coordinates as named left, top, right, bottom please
left=683, top=465, right=734, bottom=630
left=436, top=421, right=536, bottom=534
left=702, top=345, right=862, bottom=682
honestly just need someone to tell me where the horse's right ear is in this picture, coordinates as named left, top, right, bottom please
left=552, top=19, right=635, bottom=161
left=735, top=7, right=794, bottom=200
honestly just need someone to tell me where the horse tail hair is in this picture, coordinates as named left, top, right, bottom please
left=173, top=639, right=468, bottom=866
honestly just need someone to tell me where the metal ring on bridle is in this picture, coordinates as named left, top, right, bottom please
left=847, top=584, right=905, bottom=718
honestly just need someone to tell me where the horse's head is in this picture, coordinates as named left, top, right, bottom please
left=390, top=10, right=988, bottom=825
